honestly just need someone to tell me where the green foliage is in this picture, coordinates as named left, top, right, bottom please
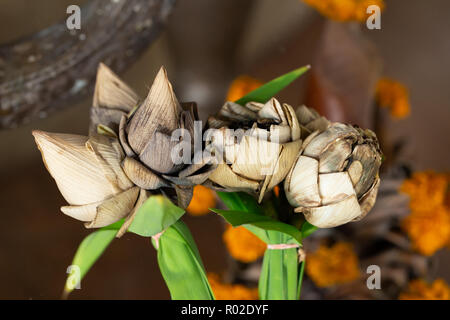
left=234, top=65, right=310, bottom=105
left=128, top=195, right=185, bottom=237
left=154, top=220, right=214, bottom=300
left=64, top=220, right=123, bottom=295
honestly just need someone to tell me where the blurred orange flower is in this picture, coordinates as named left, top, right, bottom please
left=399, top=279, right=450, bottom=300
left=226, top=75, right=263, bottom=102
left=306, top=242, right=360, bottom=287
left=207, top=273, right=259, bottom=300
left=186, top=185, right=216, bottom=216
left=401, top=171, right=448, bottom=212
left=376, top=77, right=411, bottom=119
left=303, top=0, right=384, bottom=22
left=223, top=225, right=266, bottom=263
left=400, top=171, right=450, bottom=256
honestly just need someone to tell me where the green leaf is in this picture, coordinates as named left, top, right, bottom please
left=63, top=220, right=123, bottom=296
left=155, top=220, right=215, bottom=300
left=259, top=232, right=300, bottom=300
left=300, top=221, right=318, bottom=239
left=216, top=191, right=264, bottom=214
left=234, top=65, right=310, bottom=106
left=128, top=195, right=185, bottom=237
left=211, top=208, right=302, bottom=244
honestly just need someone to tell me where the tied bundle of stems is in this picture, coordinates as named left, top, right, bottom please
left=33, top=64, right=382, bottom=300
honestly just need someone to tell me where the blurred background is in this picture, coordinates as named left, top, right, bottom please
left=0, top=0, right=449, bottom=299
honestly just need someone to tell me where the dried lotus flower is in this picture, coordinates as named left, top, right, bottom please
left=206, top=98, right=303, bottom=202
left=284, top=122, right=382, bottom=228
left=32, top=131, right=141, bottom=228
left=91, top=64, right=216, bottom=209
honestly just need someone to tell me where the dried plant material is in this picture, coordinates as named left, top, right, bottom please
left=285, top=122, right=382, bottom=228
left=32, top=130, right=140, bottom=227
left=90, top=63, right=140, bottom=133
left=207, top=98, right=308, bottom=202
left=89, top=65, right=216, bottom=208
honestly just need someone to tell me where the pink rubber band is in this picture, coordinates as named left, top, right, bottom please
left=267, top=243, right=300, bottom=250
left=152, top=230, right=165, bottom=249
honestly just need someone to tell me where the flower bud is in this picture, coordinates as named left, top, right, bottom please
left=32, top=130, right=139, bottom=228
left=284, top=123, right=382, bottom=228
left=206, top=98, right=303, bottom=202
left=90, top=64, right=215, bottom=209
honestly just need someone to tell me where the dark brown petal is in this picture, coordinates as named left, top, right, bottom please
left=127, top=67, right=182, bottom=153
left=139, top=131, right=183, bottom=174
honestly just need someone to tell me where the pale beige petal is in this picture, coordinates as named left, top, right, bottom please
left=282, top=103, right=301, bottom=141
left=85, top=186, right=140, bottom=228
left=259, top=140, right=302, bottom=203
left=284, top=156, right=321, bottom=208
left=231, top=135, right=281, bottom=181
left=318, top=172, right=355, bottom=205
left=208, top=163, right=259, bottom=192
left=32, top=130, right=117, bottom=205
left=301, top=195, right=361, bottom=228
left=122, top=157, right=169, bottom=189
left=61, top=202, right=101, bottom=222
left=93, top=63, right=139, bottom=112
left=269, top=125, right=291, bottom=143
left=117, top=188, right=150, bottom=238
left=257, top=98, right=286, bottom=124
left=87, top=134, right=133, bottom=191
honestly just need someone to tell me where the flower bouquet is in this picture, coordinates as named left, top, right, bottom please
left=33, top=63, right=382, bottom=300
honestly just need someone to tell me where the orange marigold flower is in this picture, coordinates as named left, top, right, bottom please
left=401, top=205, right=450, bottom=256
left=399, top=279, right=450, bottom=300
left=400, top=171, right=450, bottom=255
left=306, top=242, right=360, bottom=287
left=400, top=171, right=448, bottom=212
left=223, top=225, right=266, bottom=263
left=302, top=0, right=385, bottom=22
left=226, top=75, right=263, bottom=102
left=376, top=77, right=411, bottom=119
left=208, top=273, right=259, bottom=300
left=186, top=185, right=216, bottom=216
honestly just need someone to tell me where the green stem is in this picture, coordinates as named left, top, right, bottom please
left=297, top=260, right=305, bottom=300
